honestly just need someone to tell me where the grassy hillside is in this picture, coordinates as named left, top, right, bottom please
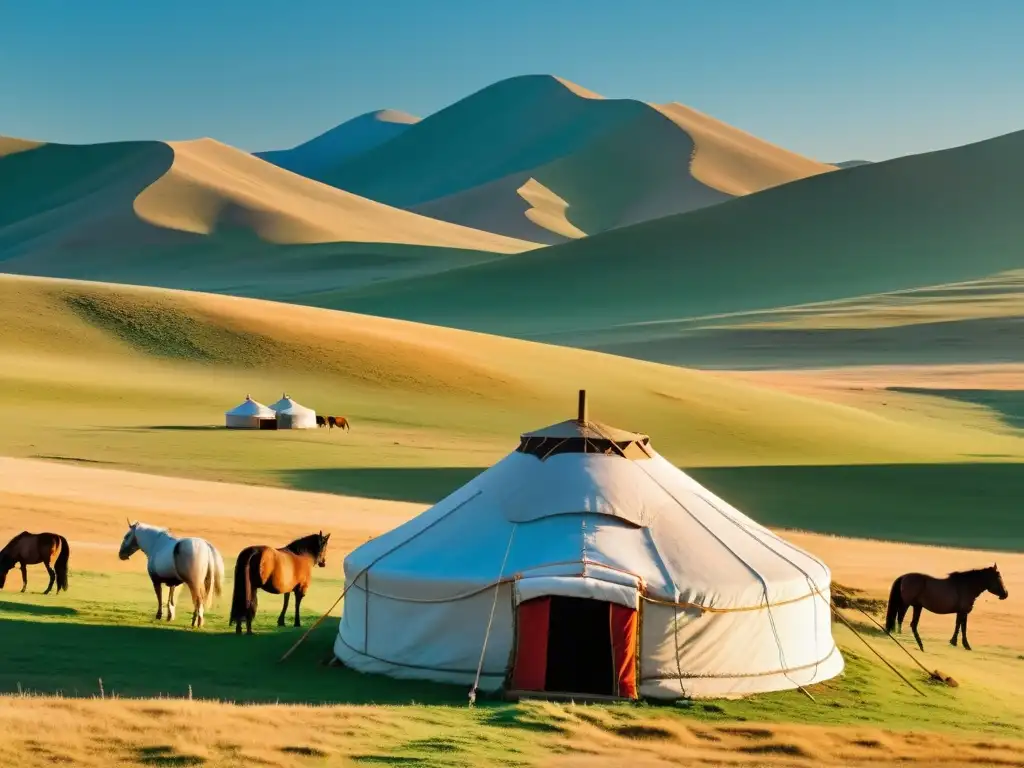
left=3, top=274, right=1024, bottom=490
left=0, top=136, right=535, bottom=295
left=556, top=272, right=1024, bottom=369
left=325, top=128, right=1024, bottom=341
left=318, top=75, right=832, bottom=242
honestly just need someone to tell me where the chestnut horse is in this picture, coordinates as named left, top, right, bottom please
left=327, top=416, right=350, bottom=431
left=885, top=564, right=1008, bottom=651
left=0, top=532, right=71, bottom=594
left=229, top=532, right=330, bottom=635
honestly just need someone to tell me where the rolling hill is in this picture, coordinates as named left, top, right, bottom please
left=312, top=75, right=834, bottom=243
left=0, top=136, right=536, bottom=296
left=3, top=273, right=1022, bottom=485
left=256, top=108, right=420, bottom=176
left=322, top=126, right=1024, bottom=356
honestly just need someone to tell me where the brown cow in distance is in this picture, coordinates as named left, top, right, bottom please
left=327, top=416, right=350, bottom=431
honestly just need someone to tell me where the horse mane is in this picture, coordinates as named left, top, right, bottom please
left=948, top=566, right=995, bottom=582
left=0, top=531, right=30, bottom=556
left=284, top=534, right=324, bottom=557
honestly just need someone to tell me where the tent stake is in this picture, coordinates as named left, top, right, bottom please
left=829, top=603, right=925, bottom=696
left=832, top=585, right=952, bottom=684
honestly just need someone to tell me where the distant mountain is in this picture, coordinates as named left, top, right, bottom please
left=0, top=135, right=536, bottom=296
left=256, top=109, right=420, bottom=176
left=326, top=127, right=1024, bottom=341
left=310, top=75, right=835, bottom=244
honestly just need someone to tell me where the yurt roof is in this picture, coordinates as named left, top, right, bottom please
left=269, top=393, right=310, bottom=412
left=517, top=391, right=651, bottom=459
left=345, top=390, right=831, bottom=609
left=225, top=395, right=274, bottom=417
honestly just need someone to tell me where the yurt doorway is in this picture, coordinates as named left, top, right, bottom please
left=511, top=595, right=638, bottom=699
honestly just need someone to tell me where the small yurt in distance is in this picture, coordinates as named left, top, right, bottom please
left=270, top=393, right=317, bottom=430
left=334, top=391, right=843, bottom=700
left=225, top=395, right=276, bottom=429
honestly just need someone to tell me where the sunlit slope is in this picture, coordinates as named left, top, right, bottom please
left=3, top=274, right=1023, bottom=473
left=318, top=75, right=832, bottom=241
left=256, top=108, right=420, bottom=176
left=328, top=127, right=1024, bottom=337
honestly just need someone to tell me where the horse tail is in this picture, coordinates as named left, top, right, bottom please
left=54, top=535, right=71, bottom=592
left=343, top=417, right=350, bottom=431
left=229, top=548, right=252, bottom=625
left=210, top=545, right=224, bottom=603
left=245, top=549, right=261, bottom=619
left=885, top=576, right=903, bottom=634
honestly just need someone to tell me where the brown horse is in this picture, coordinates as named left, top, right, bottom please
left=0, top=532, right=71, bottom=594
left=327, top=416, right=350, bottom=431
left=229, top=532, right=330, bottom=635
left=885, top=564, right=1008, bottom=651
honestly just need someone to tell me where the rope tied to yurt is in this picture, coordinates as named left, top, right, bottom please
left=280, top=490, right=483, bottom=663
left=469, top=523, right=517, bottom=707
left=827, top=584, right=951, bottom=686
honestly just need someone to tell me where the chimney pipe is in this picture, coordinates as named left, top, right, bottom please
left=577, top=389, right=588, bottom=423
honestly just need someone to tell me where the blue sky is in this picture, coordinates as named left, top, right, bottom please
left=2, top=1, right=1023, bottom=161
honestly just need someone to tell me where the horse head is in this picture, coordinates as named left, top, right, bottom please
left=119, top=519, right=141, bottom=561
left=316, top=530, right=331, bottom=568
left=0, top=555, right=11, bottom=589
left=989, top=563, right=1009, bottom=600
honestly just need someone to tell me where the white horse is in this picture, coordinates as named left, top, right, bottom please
left=118, top=520, right=225, bottom=628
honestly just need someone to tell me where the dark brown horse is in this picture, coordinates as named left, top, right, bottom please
left=0, top=532, right=71, bottom=594
left=315, top=415, right=327, bottom=428
left=327, top=416, right=350, bottom=431
left=229, top=532, right=330, bottom=635
left=885, top=564, right=1008, bottom=651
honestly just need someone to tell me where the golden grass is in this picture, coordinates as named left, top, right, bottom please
left=2, top=696, right=1023, bottom=768
left=5, top=274, right=1024, bottom=471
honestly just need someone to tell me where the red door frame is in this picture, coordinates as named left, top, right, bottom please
left=511, top=595, right=638, bottom=698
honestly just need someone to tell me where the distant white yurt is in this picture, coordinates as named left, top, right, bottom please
left=270, top=393, right=317, bottom=429
left=225, top=395, right=276, bottom=429
left=334, top=391, right=842, bottom=700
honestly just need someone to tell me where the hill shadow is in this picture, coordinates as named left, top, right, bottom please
left=0, top=617, right=486, bottom=706
left=280, top=467, right=484, bottom=504
left=0, top=600, right=78, bottom=617
left=888, top=388, right=1024, bottom=431
left=689, top=463, right=1024, bottom=552
left=280, top=463, right=1024, bottom=551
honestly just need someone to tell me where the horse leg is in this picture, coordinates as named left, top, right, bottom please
left=294, top=586, right=305, bottom=628
left=910, top=605, right=924, bottom=651
left=188, top=582, right=203, bottom=628
left=897, top=604, right=909, bottom=634
left=949, top=614, right=960, bottom=647
left=20, top=563, right=28, bottom=593
left=43, top=562, right=56, bottom=595
left=278, top=593, right=290, bottom=627
left=151, top=578, right=164, bottom=620
left=961, top=612, right=972, bottom=651
left=166, top=585, right=178, bottom=622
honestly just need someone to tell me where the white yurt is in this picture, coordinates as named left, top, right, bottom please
left=224, top=395, right=276, bottom=429
left=334, top=392, right=843, bottom=700
left=270, top=393, right=317, bottom=429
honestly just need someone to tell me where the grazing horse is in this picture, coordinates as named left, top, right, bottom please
left=316, top=415, right=327, bottom=428
left=0, top=532, right=71, bottom=594
left=229, top=531, right=330, bottom=635
left=119, top=520, right=225, bottom=628
left=885, top=564, right=1008, bottom=651
left=328, top=416, right=350, bottom=431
